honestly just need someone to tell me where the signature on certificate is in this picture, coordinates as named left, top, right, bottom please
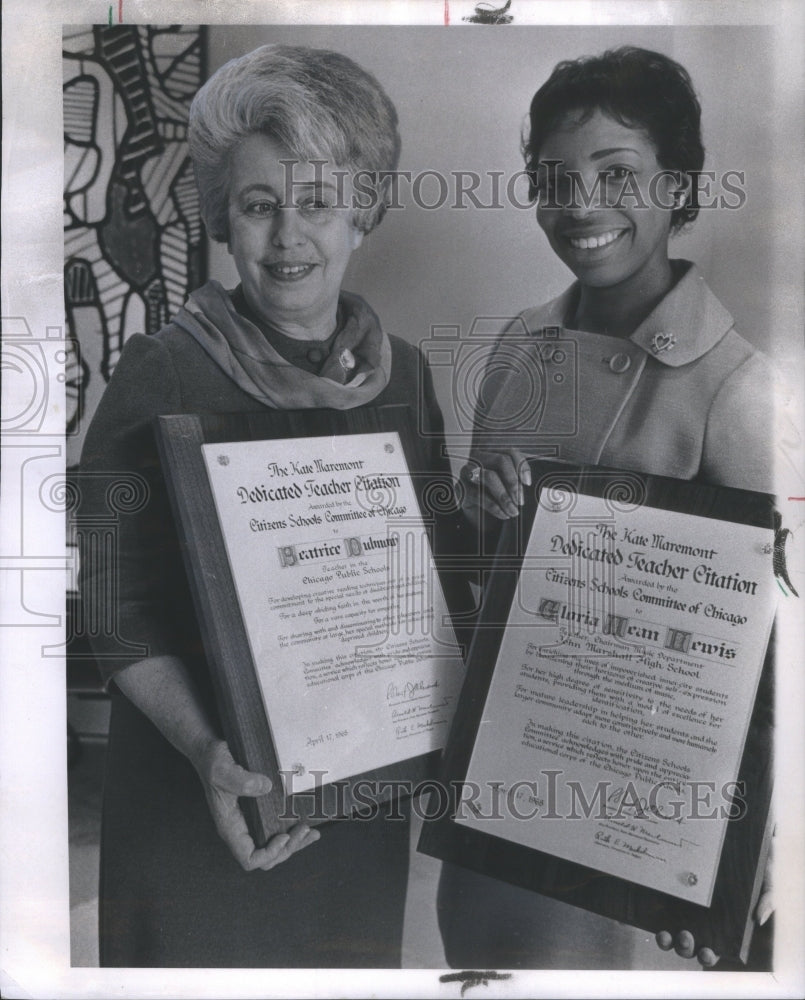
left=386, top=678, right=440, bottom=702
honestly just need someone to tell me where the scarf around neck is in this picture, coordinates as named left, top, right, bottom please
left=173, top=280, right=392, bottom=410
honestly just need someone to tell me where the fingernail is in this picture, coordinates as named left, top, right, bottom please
left=523, top=469, right=532, bottom=487
left=758, top=903, right=772, bottom=926
left=678, top=930, right=694, bottom=953
left=656, top=931, right=673, bottom=950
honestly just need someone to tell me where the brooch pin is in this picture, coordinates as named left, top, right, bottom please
left=651, top=332, right=676, bottom=354
left=338, top=348, right=356, bottom=372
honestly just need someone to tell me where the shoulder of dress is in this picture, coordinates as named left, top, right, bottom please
left=100, top=327, right=187, bottom=412
left=386, top=332, right=418, bottom=354
left=386, top=333, right=425, bottom=372
left=149, top=320, right=199, bottom=353
left=704, top=336, right=778, bottom=429
left=512, top=288, right=575, bottom=336
left=116, top=320, right=190, bottom=356
left=120, top=320, right=214, bottom=373
left=709, top=327, right=773, bottom=375
left=111, top=329, right=172, bottom=374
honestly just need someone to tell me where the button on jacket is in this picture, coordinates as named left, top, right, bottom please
left=472, top=260, right=775, bottom=494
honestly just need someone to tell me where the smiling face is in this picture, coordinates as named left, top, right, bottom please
left=226, top=132, right=363, bottom=340
left=535, top=109, right=682, bottom=294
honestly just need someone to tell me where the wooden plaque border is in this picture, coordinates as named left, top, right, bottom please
left=155, top=404, right=464, bottom=846
left=417, top=460, right=774, bottom=963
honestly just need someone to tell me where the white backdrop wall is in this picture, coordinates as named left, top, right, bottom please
left=207, top=24, right=788, bottom=447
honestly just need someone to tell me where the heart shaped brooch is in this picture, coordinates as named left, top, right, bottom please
left=651, top=331, right=677, bottom=354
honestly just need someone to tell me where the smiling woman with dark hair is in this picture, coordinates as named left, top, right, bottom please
left=79, top=43, right=453, bottom=969
left=524, top=46, right=705, bottom=231
left=461, top=46, right=774, bottom=525
left=440, top=45, right=776, bottom=970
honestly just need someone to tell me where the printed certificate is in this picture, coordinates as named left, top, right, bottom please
left=200, top=431, right=462, bottom=794
left=457, top=489, right=776, bottom=906
left=419, top=460, right=778, bottom=961
left=156, top=405, right=466, bottom=840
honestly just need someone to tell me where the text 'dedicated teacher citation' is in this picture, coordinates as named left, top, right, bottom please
left=457, top=490, right=776, bottom=907
left=201, top=431, right=463, bottom=794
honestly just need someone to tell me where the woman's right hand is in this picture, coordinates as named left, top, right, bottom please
left=193, top=738, right=320, bottom=871
left=462, top=447, right=532, bottom=521
left=114, top=656, right=320, bottom=872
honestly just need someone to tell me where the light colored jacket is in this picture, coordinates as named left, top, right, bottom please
left=473, top=261, right=775, bottom=493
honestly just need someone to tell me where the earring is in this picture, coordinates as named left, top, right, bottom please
left=673, top=191, right=687, bottom=208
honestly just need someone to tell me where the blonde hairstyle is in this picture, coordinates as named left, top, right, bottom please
left=189, top=44, right=401, bottom=241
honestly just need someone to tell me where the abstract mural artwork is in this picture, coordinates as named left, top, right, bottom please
left=63, top=25, right=207, bottom=466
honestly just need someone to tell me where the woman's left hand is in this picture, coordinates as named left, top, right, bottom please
left=655, top=856, right=773, bottom=967
left=655, top=929, right=719, bottom=967
left=196, top=738, right=320, bottom=872
left=461, top=447, right=532, bottom=522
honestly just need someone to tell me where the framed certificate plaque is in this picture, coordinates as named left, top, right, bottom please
left=418, top=460, right=777, bottom=963
left=156, top=405, right=467, bottom=845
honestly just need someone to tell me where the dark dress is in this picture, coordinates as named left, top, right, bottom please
left=80, top=309, right=461, bottom=968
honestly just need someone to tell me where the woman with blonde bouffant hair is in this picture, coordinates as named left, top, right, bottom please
left=80, top=44, right=452, bottom=968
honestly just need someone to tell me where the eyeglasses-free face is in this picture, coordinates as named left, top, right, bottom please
left=534, top=109, right=685, bottom=297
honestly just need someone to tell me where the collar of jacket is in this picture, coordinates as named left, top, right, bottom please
left=525, top=260, right=735, bottom=368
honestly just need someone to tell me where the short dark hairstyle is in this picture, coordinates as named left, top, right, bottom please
left=523, top=46, right=705, bottom=231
